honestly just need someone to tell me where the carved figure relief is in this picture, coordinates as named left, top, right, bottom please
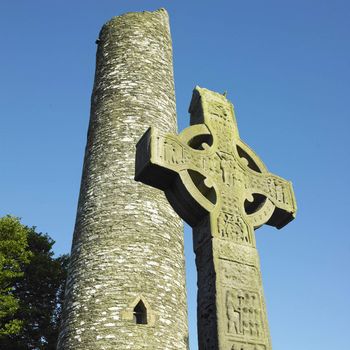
left=220, top=155, right=233, bottom=186
left=217, top=212, right=251, bottom=244
left=203, top=154, right=218, bottom=173
left=266, top=177, right=291, bottom=206
left=225, top=289, right=263, bottom=340
left=162, top=139, right=184, bottom=165
left=226, top=290, right=241, bottom=334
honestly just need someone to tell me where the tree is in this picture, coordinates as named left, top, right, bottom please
left=0, top=216, right=31, bottom=336
left=0, top=217, right=69, bottom=350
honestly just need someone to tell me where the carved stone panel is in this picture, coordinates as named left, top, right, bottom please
left=217, top=212, right=252, bottom=245
left=224, top=288, right=264, bottom=340
left=229, top=342, right=266, bottom=350
left=220, top=260, right=259, bottom=289
left=215, top=238, right=270, bottom=350
left=214, top=239, right=259, bottom=267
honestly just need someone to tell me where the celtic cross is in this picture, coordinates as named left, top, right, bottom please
left=135, top=87, right=297, bottom=350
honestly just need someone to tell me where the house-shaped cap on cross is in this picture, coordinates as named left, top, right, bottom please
left=135, top=86, right=297, bottom=239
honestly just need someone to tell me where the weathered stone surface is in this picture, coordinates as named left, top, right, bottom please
left=135, top=87, right=297, bottom=349
left=57, top=9, right=188, bottom=350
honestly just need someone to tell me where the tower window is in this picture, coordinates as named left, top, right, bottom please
left=133, top=300, right=147, bottom=324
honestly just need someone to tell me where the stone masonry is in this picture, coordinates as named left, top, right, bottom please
left=57, top=9, right=189, bottom=350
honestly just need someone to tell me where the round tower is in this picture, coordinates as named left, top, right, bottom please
left=57, top=9, right=188, bottom=349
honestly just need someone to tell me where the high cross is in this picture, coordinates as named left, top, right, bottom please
left=135, top=86, right=297, bottom=350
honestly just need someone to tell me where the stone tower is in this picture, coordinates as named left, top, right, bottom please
left=57, top=9, right=188, bottom=350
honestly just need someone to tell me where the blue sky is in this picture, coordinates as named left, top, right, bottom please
left=1, top=1, right=349, bottom=349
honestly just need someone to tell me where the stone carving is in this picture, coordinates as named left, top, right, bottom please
left=135, top=86, right=297, bottom=349
left=221, top=261, right=258, bottom=289
left=161, top=138, right=184, bottom=165
left=225, top=289, right=262, bottom=339
left=219, top=154, right=234, bottom=186
left=218, top=212, right=251, bottom=244
left=230, top=343, right=266, bottom=350
left=208, top=101, right=231, bottom=121
left=216, top=240, right=258, bottom=267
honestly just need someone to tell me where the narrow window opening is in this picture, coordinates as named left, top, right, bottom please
left=133, top=300, right=147, bottom=324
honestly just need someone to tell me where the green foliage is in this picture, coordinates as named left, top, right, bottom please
left=0, top=216, right=69, bottom=349
left=0, top=216, right=31, bottom=336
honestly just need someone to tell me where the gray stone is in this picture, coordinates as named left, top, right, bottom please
left=57, top=9, right=188, bottom=350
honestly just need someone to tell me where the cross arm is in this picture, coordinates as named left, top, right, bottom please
left=245, top=169, right=297, bottom=229
left=135, top=126, right=215, bottom=226
left=135, top=127, right=180, bottom=190
left=235, top=140, right=297, bottom=230
left=267, top=175, right=297, bottom=229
